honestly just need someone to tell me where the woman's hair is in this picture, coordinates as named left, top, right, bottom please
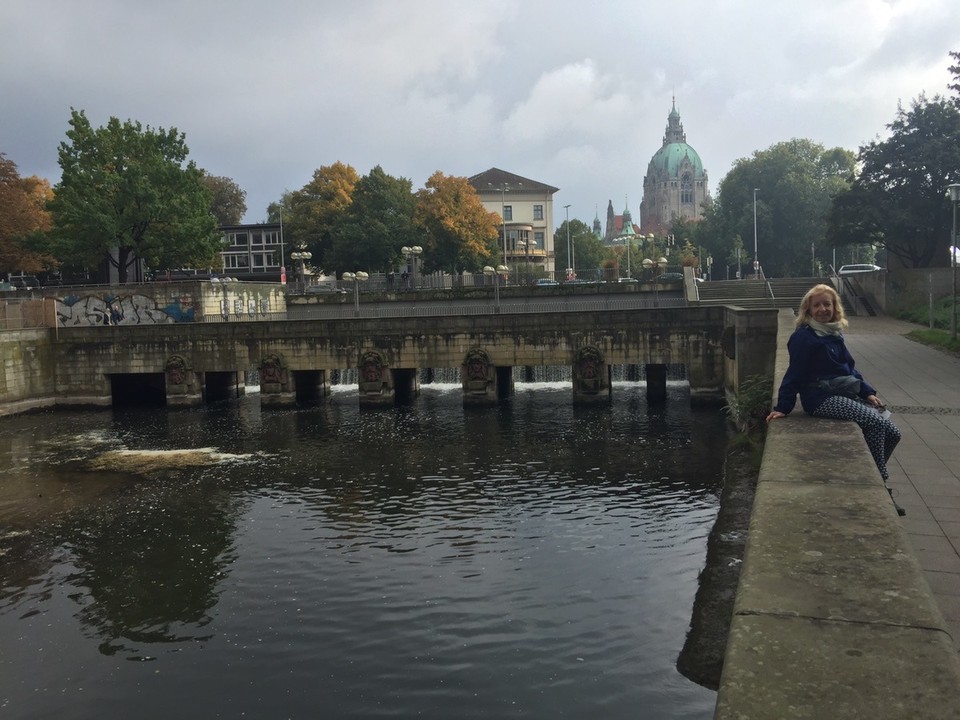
left=796, top=283, right=848, bottom=327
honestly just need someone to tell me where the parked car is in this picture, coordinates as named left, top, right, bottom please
left=838, top=264, right=881, bottom=275
left=306, top=284, right=347, bottom=294
left=612, top=277, right=638, bottom=284
left=533, top=278, right=560, bottom=287
left=655, top=272, right=684, bottom=282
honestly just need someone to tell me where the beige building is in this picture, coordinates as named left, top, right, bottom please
left=468, top=168, right=560, bottom=276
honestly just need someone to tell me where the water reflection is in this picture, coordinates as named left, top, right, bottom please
left=0, top=383, right=723, bottom=720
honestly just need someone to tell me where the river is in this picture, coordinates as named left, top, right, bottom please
left=0, top=380, right=724, bottom=719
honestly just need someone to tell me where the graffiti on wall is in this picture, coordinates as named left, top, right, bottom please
left=56, top=293, right=196, bottom=326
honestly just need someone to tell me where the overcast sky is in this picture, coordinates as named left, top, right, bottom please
left=2, top=0, right=957, bottom=226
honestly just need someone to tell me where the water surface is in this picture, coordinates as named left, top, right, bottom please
left=0, top=382, right=723, bottom=719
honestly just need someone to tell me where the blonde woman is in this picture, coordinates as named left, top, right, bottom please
left=765, top=284, right=903, bottom=512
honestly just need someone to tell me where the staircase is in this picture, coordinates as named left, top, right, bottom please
left=693, top=277, right=826, bottom=311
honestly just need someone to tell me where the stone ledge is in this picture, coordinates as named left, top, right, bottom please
left=715, top=309, right=960, bottom=718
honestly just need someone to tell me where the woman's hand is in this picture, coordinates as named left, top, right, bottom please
left=766, top=410, right=785, bottom=423
left=864, top=394, right=881, bottom=408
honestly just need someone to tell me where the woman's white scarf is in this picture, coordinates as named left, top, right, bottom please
left=808, top=319, right=843, bottom=337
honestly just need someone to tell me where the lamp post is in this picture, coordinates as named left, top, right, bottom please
left=401, top=245, right=423, bottom=290
left=483, top=264, right=509, bottom=312
left=563, top=204, right=572, bottom=281
left=948, top=183, right=960, bottom=340
left=753, top=188, right=759, bottom=278
left=617, top=217, right=636, bottom=279
left=643, top=256, right=668, bottom=306
left=290, top=247, right=312, bottom=293
left=707, top=255, right=713, bottom=282
left=342, top=271, right=368, bottom=315
left=516, top=239, right=528, bottom=284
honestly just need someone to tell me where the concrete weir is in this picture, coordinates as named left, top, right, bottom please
left=33, top=305, right=776, bottom=410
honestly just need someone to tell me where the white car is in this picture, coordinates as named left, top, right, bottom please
left=838, top=264, right=881, bottom=275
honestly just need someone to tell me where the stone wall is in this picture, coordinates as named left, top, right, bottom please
left=0, top=328, right=56, bottom=415
left=715, top=309, right=960, bottom=718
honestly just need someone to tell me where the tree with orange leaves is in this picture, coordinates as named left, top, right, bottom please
left=0, top=153, right=55, bottom=276
left=414, top=171, right=499, bottom=274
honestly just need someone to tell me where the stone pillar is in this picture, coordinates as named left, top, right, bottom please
left=259, top=353, right=295, bottom=407
left=572, top=345, right=611, bottom=404
left=645, top=363, right=667, bottom=403
left=165, top=354, right=203, bottom=407
left=358, top=350, right=395, bottom=408
left=462, top=348, right=498, bottom=406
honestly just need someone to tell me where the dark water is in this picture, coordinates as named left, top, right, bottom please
left=0, top=382, right=724, bottom=719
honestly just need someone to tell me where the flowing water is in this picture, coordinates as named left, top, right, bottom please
left=0, top=380, right=724, bottom=719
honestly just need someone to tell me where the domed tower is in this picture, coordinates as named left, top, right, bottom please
left=639, top=99, right=708, bottom=235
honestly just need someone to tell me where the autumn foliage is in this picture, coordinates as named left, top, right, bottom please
left=0, top=153, right=55, bottom=275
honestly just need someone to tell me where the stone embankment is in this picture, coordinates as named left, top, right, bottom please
left=714, top=310, right=960, bottom=719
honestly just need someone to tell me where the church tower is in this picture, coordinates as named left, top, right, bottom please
left=639, top=99, right=709, bottom=235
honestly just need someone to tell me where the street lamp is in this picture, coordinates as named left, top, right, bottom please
left=516, top=239, right=528, bottom=284
left=401, top=245, right=423, bottom=290
left=707, top=254, right=713, bottom=282
left=564, top=204, right=572, bottom=281
left=290, top=247, right=312, bottom=293
left=342, top=270, right=369, bottom=315
left=617, top=217, right=636, bottom=279
left=642, top=256, right=669, bottom=307
left=947, top=183, right=960, bottom=340
left=753, top=188, right=760, bottom=278
left=483, top=264, right=509, bottom=312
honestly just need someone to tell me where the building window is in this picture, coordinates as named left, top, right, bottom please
left=503, top=205, right=513, bottom=221
left=231, top=232, right=249, bottom=246
left=533, top=204, right=543, bottom=221
left=534, top=231, right=544, bottom=248
left=681, top=173, right=694, bottom=204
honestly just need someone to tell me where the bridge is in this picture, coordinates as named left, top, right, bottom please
left=47, top=303, right=776, bottom=409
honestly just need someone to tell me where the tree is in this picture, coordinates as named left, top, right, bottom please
left=949, top=50, right=960, bottom=102
left=284, top=161, right=359, bottom=270
left=49, top=109, right=220, bottom=283
left=826, top=94, right=960, bottom=268
left=0, top=153, right=55, bottom=274
left=201, top=173, right=247, bottom=226
left=554, top=218, right=606, bottom=277
left=414, top=171, right=499, bottom=274
left=326, top=166, right=420, bottom=274
left=713, top=139, right=855, bottom=277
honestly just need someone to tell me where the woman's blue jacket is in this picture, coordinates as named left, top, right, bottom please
left=773, top=324, right=876, bottom=415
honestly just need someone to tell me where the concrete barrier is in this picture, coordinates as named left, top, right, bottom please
left=715, top=310, right=960, bottom=719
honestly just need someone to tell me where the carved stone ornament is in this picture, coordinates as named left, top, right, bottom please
left=463, top=348, right=491, bottom=382
left=574, top=345, right=605, bottom=388
left=260, top=353, right=285, bottom=385
left=165, top=355, right=188, bottom=386
left=359, top=351, right=385, bottom=384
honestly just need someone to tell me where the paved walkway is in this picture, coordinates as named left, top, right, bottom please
left=843, top=316, right=960, bottom=649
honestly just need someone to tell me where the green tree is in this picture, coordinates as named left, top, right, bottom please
left=201, top=173, right=247, bottom=226
left=0, top=153, right=56, bottom=274
left=948, top=50, right=960, bottom=102
left=554, top=218, right=607, bottom=278
left=826, top=94, right=960, bottom=268
left=49, top=109, right=219, bottom=283
left=326, top=166, right=420, bottom=274
left=284, top=161, right=359, bottom=271
left=713, top=139, right=855, bottom=277
left=414, top=171, right=499, bottom=274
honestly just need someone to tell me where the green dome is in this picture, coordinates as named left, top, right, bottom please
left=650, top=142, right=704, bottom=178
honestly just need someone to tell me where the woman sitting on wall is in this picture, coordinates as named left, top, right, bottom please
left=765, top=283, right=903, bottom=515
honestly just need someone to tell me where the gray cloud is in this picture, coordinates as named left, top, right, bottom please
left=1, top=0, right=955, bottom=225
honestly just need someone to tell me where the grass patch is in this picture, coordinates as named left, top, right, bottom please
left=906, top=327, right=960, bottom=358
